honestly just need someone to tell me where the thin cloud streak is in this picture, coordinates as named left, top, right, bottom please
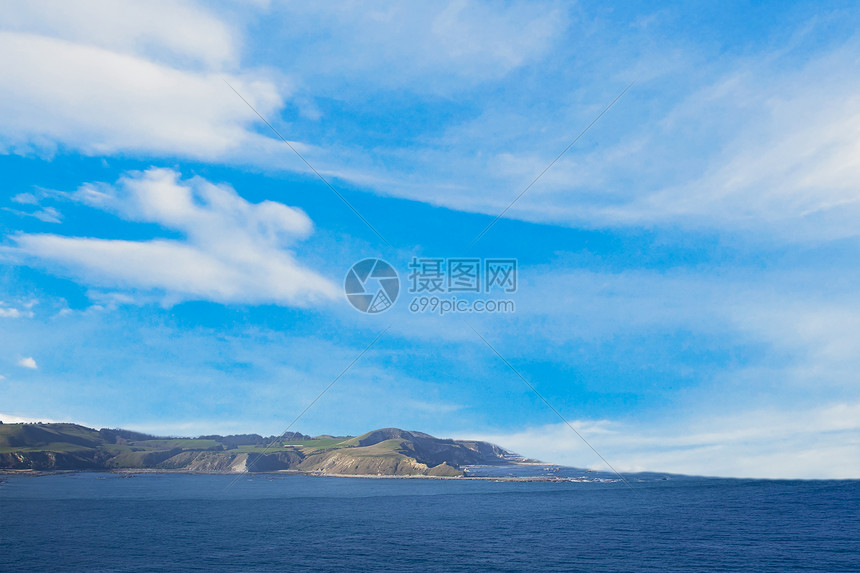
left=468, top=400, right=860, bottom=479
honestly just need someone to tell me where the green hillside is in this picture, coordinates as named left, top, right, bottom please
left=0, top=422, right=517, bottom=476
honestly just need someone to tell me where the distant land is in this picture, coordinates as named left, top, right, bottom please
left=0, top=422, right=529, bottom=477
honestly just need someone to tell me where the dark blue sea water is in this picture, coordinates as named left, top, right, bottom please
left=1, top=472, right=858, bottom=572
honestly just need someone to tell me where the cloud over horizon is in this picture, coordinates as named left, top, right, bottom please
left=470, top=400, right=860, bottom=480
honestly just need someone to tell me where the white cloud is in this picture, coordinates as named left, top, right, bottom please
left=17, top=357, right=38, bottom=369
left=0, top=301, right=35, bottom=318
left=0, top=0, right=237, bottom=69
left=0, top=31, right=286, bottom=159
left=0, top=1, right=294, bottom=163
left=469, top=401, right=860, bottom=479
left=13, top=168, right=338, bottom=306
left=0, top=307, right=22, bottom=318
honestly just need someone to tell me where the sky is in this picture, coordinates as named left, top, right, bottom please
left=2, top=0, right=860, bottom=479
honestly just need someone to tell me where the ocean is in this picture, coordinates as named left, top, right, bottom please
left=1, top=471, right=858, bottom=572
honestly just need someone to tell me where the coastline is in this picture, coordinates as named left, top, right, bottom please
left=0, top=467, right=609, bottom=483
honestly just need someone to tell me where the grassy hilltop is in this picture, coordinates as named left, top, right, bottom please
left=0, top=423, right=519, bottom=477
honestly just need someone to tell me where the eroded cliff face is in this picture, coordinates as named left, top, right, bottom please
left=156, top=451, right=249, bottom=473
left=297, top=449, right=463, bottom=477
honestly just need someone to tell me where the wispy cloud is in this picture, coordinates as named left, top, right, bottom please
left=469, top=400, right=860, bottom=479
left=12, top=193, right=38, bottom=205
left=260, top=1, right=566, bottom=92
left=3, top=1, right=858, bottom=245
left=236, top=7, right=860, bottom=244
left=17, top=356, right=38, bottom=369
left=3, top=205, right=62, bottom=223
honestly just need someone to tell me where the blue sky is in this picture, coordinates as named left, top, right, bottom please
left=2, top=0, right=860, bottom=478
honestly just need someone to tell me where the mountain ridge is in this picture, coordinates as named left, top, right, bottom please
left=0, top=422, right=525, bottom=477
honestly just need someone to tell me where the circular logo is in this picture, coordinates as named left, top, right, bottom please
left=344, top=259, right=400, bottom=313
